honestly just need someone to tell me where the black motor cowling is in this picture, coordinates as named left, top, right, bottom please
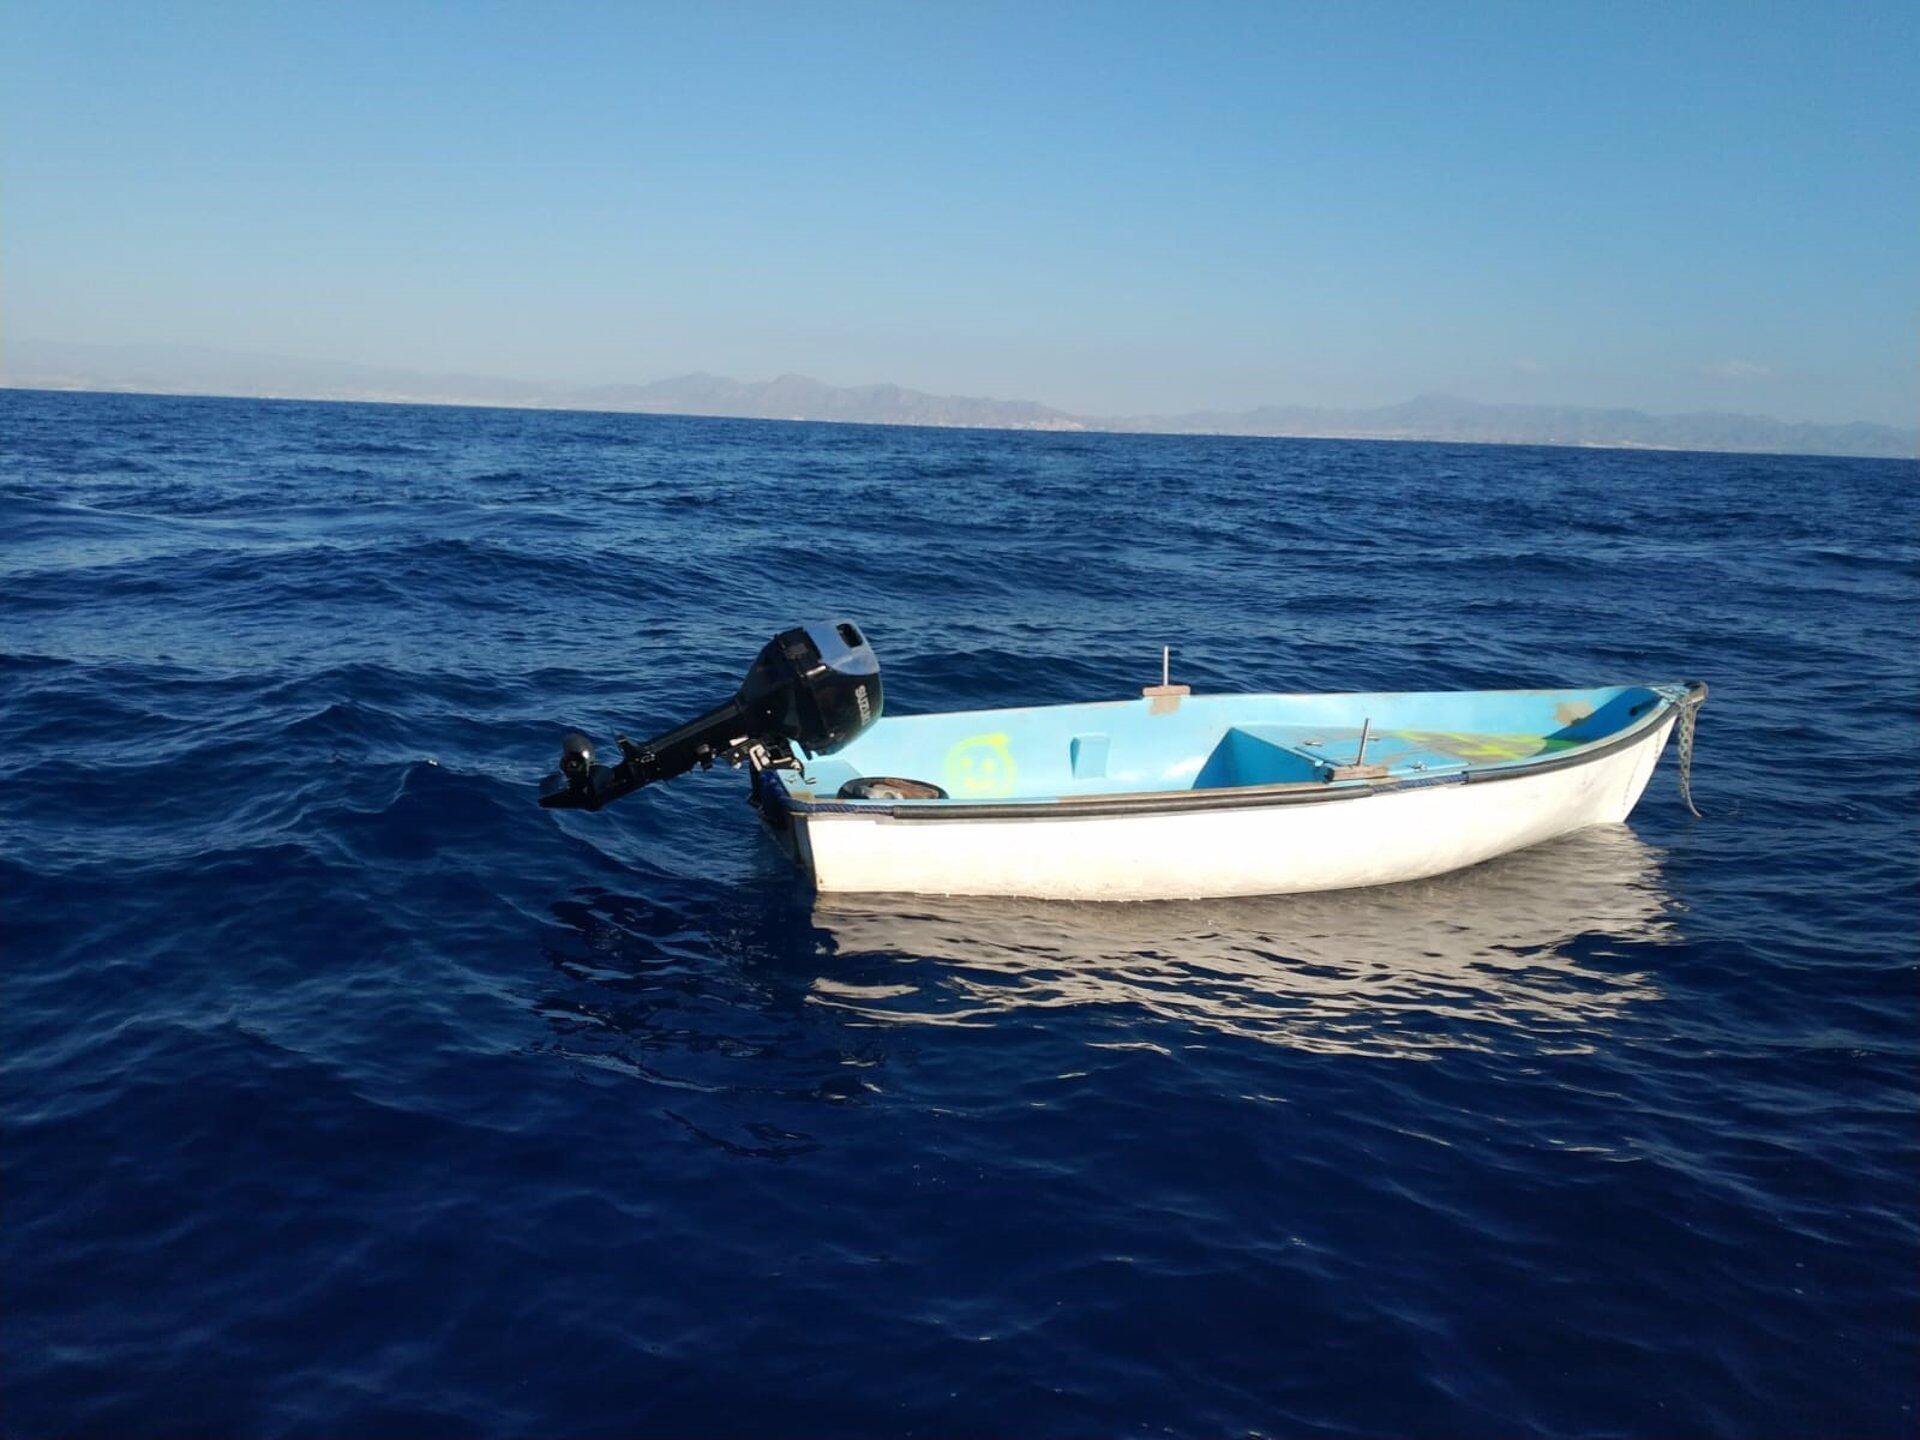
left=538, top=620, right=882, bottom=811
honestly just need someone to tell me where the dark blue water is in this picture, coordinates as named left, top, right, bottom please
left=3, top=387, right=1915, bottom=1438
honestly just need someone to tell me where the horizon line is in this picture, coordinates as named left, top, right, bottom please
left=6, top=382, right=1913, bottom=465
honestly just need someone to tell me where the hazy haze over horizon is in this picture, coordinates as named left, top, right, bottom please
left=3, top=2, right=1915, bottom=428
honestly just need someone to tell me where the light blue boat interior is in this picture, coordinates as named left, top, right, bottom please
left=784, top=685, right=1677, bottom=806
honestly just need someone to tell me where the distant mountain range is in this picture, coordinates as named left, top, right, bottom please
left=6, top=339, right=1913, bottom=460
left=1124, top=394, right=1918, bottom=460
left=570, top=371, right=1078, bottom=431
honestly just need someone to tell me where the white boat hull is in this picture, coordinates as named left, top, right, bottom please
left=781, top=716, right=1676, bottom=901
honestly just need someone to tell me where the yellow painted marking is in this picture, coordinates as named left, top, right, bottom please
left=944, top=732, right=1018, bottom=797
left=1384, top=730, right=1561, bottom=763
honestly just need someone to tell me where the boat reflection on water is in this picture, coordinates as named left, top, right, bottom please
left=807, top=826, right=1680, bottom=1059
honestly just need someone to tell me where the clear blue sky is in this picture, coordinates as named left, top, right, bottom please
left=4, top=1, right=1915, bottom=424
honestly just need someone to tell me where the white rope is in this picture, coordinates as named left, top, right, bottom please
left=1674, top=692, right=1703, bottom=818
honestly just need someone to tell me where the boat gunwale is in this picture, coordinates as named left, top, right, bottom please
left=771, top=681, right=1702, bottom=823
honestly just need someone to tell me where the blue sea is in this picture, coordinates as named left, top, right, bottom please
left=2, top=387, right=1915, bottom=1438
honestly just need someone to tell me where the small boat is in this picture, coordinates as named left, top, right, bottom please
left=540, top=621, right=1705, bottom=902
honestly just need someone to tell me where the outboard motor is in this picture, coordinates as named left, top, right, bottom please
left=539, top=620, right=882, bottom=811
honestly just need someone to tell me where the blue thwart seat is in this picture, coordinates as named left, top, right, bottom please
left=1193, top=727, right=1332, bottom=788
